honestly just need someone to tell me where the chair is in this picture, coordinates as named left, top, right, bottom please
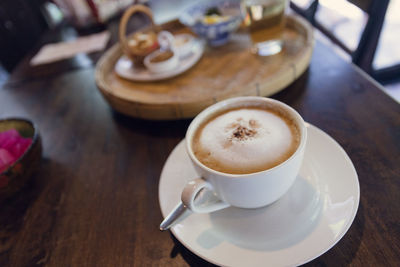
left=290, top=0, right=398, bottom=83
left=0, top=0, right=49, bottom=72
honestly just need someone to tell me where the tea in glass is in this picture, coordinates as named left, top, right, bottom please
left=242, top=0, right=287, bottom=56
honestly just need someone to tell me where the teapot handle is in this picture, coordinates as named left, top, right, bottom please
left=119, top=5, right=158, bottom=59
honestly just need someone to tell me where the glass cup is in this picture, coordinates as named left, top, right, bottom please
left=242, top=0, right=288, bottom=56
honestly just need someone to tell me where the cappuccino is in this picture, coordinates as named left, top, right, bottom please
left=192, top=106, right=300, bottom=174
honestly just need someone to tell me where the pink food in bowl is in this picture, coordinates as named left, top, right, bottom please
left=0, top=129, right=32, bottom=173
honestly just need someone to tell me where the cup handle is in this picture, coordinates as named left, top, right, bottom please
left=158, top=31, right=175, bottom=51
left=181, top=178, right=230, bottom=213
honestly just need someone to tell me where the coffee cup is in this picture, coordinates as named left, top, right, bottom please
left=182, top=96, right=307, bottom=213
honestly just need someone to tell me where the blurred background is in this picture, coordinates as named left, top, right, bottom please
left=0, top=0, right=399, bottom=100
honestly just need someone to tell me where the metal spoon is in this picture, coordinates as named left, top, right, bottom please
left=160, top=186, right=227, bottom=230
left=159, top=202, right=191, bottom=231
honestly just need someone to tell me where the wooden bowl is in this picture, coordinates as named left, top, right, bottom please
left=0, top=118, right=42, bottom=200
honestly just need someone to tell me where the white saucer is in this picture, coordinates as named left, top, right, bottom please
left=115, top=40, right=204, bottom=82
left=158, top=123, right=359, bottom=267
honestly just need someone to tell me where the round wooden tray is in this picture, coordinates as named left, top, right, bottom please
left=95, top=15, right=313, bottom=120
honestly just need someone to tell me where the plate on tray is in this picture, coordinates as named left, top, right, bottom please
left=115, top=40, right=204, bottom=82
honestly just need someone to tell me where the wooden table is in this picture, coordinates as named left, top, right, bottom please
left=1, top=13, right=400, bottom=267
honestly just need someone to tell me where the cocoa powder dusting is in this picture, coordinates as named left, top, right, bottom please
left=224, top=118, right=260, bottom=141
left=232, top=125, right=257, bottom=140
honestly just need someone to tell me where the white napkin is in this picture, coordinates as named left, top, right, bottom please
left=30, top=31, right=110, bottom=66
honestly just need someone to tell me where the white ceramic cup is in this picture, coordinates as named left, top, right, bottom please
left=173, top=34, right=195, bottom=58
left=182, top=96, right=307, bottom=213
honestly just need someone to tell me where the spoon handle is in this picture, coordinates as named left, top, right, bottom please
left=160, top=202, right=189, bottom=231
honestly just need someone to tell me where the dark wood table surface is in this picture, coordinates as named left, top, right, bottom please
left=1, top=10, right=400, bottom=267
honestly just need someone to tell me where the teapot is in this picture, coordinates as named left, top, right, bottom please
left=119, top=5, right=160, bottom=65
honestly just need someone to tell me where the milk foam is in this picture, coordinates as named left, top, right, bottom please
left=196, top=108, right=294, bottom=173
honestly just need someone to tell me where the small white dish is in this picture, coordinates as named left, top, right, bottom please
left=159, top=123, right=360, bottom=267
left=144, top=49, right=179, bottom=73
left=115, top=40, right=204, bottom=82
